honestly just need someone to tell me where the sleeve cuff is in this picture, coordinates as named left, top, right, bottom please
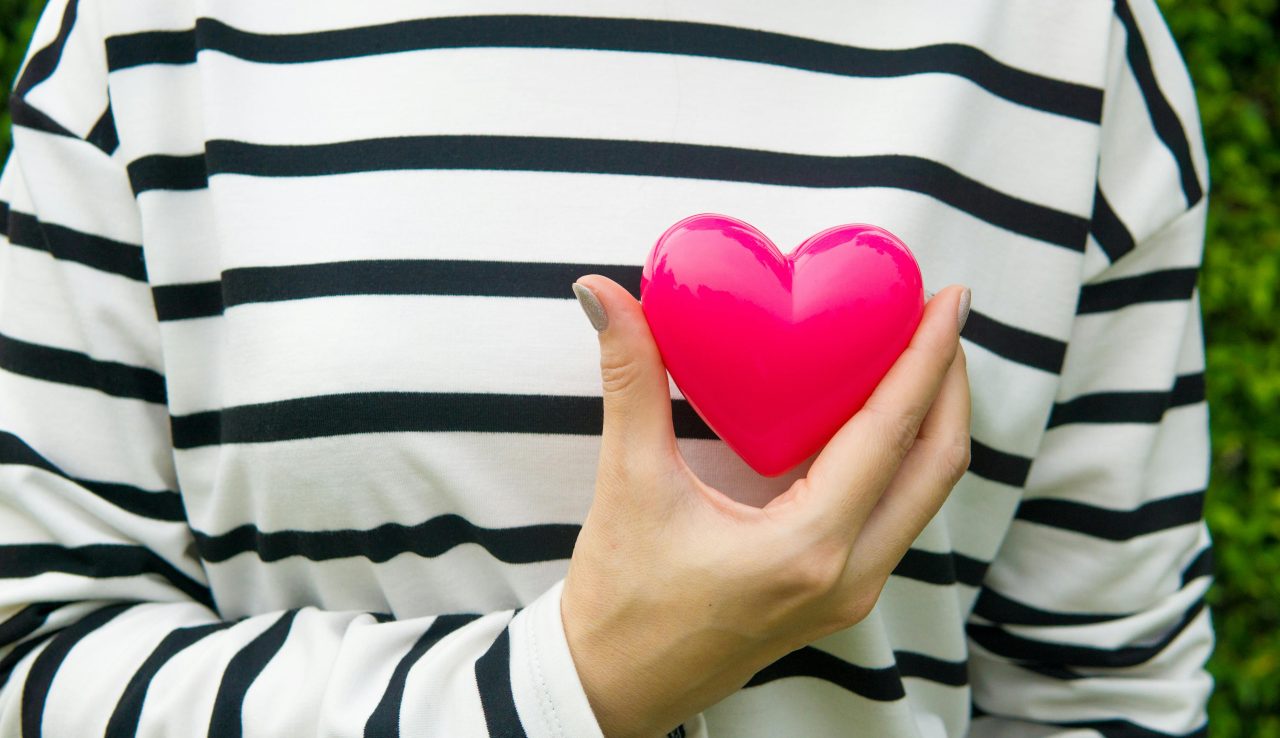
left=509, top=579, right=605, bottom=738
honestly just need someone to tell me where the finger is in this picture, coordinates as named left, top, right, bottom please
left=803, top=285, right=968, bottom=527
left=574, top=275, right=679, bottom=462
left=849, top=345, right=971, bottom=575
left=916, top=344, right=970, bottom=448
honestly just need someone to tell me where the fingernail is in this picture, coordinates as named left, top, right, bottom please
left=572, top=282, right=608, bottom=332
left=957, top=287, right=972, bottom=334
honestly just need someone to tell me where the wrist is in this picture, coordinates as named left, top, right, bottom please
left=561, top=581, right=667, bottom=737
left=561, top=572, right=772, bottom=738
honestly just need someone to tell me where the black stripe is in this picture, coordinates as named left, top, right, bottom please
left=0, top=331, right=166, bottom=403
left=1114, top=1, right=1203, bottom=207
left=104, top=15, right=1102, bottom=122
left=0, top=602, right=69, bottom=648
left=1076, top=267, right=1198, bottom=314
left=213, top=138, right=1088, bottom=252
left=960, top=310, right=1067, bottom=375
left=972, top=587, right=1131, bottom=627
left=76, top=479, right=187, bottom=522
left=954, top=553, right=989, bottom=588
left=1047, top=387, right=1167, bottom=427
left=893, top=650, right=968, bottom=687
left=365, top=613, right=481, bottom=738
left=968, top=438, right=1034, bottom=488
left=475, top=626, right=528, bottom=738
left=195, top=515, right=580, bottom=566
left=148, top=258, right=1067, bottom=380
left=170, top=391, right=713, bottom=448
left=220, top=259, right=640, bottom=309
left=1051, top=718, right=1206, bottom=738
left=0, top=543, right=214, bottom=610
left=1180, top=546, right=1213, bottom=586
left=1047, top=372, right=1205, bottom=427
left=746, top=645, right=905, bottom=701
left=152, top=280, right=224, bottom=321
left=976, top=707, right=1207, bottom=738
left=106, top=622, right=233, bottom=738
left=1014, top=489, right=1204, bottom=541
left=1089, top=186, right=1136, bottom=263
left=194, top=514, right=974, bottom=592
left=0, top=431, right=186, bottom=522
left=168, top=388, right=1026, bottom=487
left=3, top=205, right=147, bottom=280
left=126, top=153, right=208, bottom=193
left=151, top=260, right=641, bottom=321
left=208, top=610, right=298, bottom=738
left=0, top=632, right=54, bottom=690
left=1170, top=372, right=1205, bottom=407
left=892, top=548, right=987, bottom=588
left=21, top=603, right=133, bottom=738
left=6, top=0, right=80, bottom=140
left=1016, top=662, right=1086, bottom=680
left=967, top=598, right=1205, bottom=670
left=105, top=28, right=195, bottom=69
left=12, top=0, right=78, bottom=99
left=129, top=137, right=1088, bottom=252
left=8, top=96, right=76, bottom=138
left=87, top=104, right=120, bottom=155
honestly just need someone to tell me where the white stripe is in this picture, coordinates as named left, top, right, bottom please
left=174, top=433, right=600, bottom=534
left=963, top=339, right=1060, bottom=455
left=1058, top=300, right=1195, bottom=398
left=169, top=48, right=1098, bottom=213
left=202, top=548, right=567, bottom=622
left=8, top=128, right=142, bottom=245
left=150, top=1, right=1110, bottom=85
left=940, top=475, right=1024, bottom=562
left=397, top=610, right=512, bottom=737
left=1125, top=0, right=1209, bottom=185
left=1095, top=16, right=1189, bottom=243
left=315, top=614, right=436, bottom=738
left=0, top=372, right=175, bottom=491
left=38, top=603, right=206, bottom=737
left=133, top=614, right=279, bottom=738
left=239, top=608, right=343, bottom=738
left=970, top=609, right=1212, bottom=734
left=0, top=248, right=159, bottom=370
left=985, top=521, right=1203, bottom=613
left=1026, top=409, right=1209, bottom=510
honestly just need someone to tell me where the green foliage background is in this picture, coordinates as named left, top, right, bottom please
left=1161, top=1, right=1280, bottom=735
left=0, top=1, right=1275, bottom=734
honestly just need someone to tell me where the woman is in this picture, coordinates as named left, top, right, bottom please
left=0, top=2, right=1212, bottom=736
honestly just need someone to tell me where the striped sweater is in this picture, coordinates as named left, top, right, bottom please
left=0, top=1, right=1213, bottom=736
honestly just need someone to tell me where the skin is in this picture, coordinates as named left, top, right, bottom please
left=562, top=276, right=972, bottom=738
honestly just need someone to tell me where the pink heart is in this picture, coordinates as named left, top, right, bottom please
left=640, top=214, right=924, bottom=477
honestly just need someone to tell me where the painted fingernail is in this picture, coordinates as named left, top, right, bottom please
left=572, top=282, right=608, bottom=332
left=957, top=288, right=972, bottom=334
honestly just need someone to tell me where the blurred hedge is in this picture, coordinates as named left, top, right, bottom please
left=1, top=2, right=1277, bottom=736
left=1161, top=1, right=1280, bottom=736
left=0, top=0, right=40, bottom=157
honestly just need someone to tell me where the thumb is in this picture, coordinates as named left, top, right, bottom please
left=573, top=275, right=677, bottom=460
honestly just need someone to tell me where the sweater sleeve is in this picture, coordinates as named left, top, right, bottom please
left=967, top=2, right=1213, bottom=737
left=0, top=2, right=602, bottom=736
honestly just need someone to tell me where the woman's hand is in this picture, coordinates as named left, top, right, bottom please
left=562, top=276, right=972, bottom=738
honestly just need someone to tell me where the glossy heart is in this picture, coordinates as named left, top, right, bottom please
left=640, top=214, right=924, bottom=477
